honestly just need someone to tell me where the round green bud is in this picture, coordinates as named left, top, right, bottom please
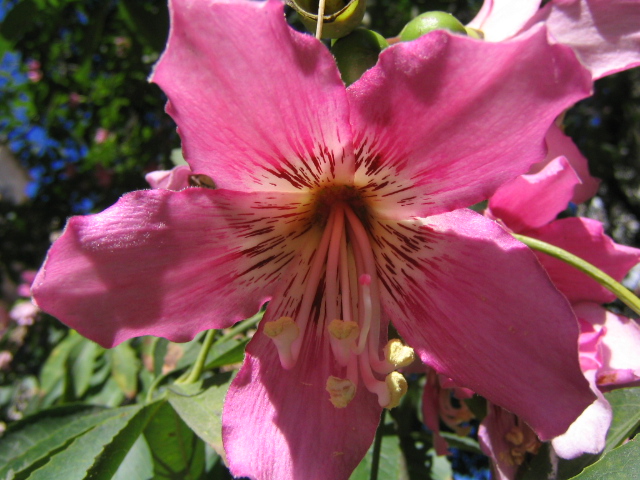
left=331, top=28, right=389, bottom=86
left=399, top=11, right=467, bottom=42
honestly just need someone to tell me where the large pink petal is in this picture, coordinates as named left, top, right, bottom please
left=487, top=156, right=580, bottom=231
left=532, top=0, right=640, bottom=80
left=551, top=370, right=612, bottom=459
left=371, top=209, right=593, bottom=439
left=151, top=0, right=354, bottom=192
left=467, top=0, right=542, bottom=41
left=223, top=287, right=381, bottom=479
left=32, top=188, right=315, bottom=347
left=527, top=218, right=640, bottom=303
left=348, top=27, right=591, bottom=219
left=535, top=125, right=600, bottom=203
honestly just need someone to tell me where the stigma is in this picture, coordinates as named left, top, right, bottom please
left=263, top=192, right=414, bottom=410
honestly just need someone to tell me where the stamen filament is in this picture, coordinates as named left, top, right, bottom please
left=339, top=231, right=353, bottom=323
left=325, top=205, right=344, bottom=327
left=291, top=207, right=339, bottom=361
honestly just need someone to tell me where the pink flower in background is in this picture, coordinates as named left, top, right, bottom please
left=479, top=145, right=640, bottom=476
left=0, top=351, right=12, bottom=370
left=26, top=59, right=42, bottom=83
left=468, top=0, right=640, bottom=80
left=94, top=128, right=111, bottom=144
left=33, top=0, right=595, bottom=478
left=9, top=301, right=40, bottom=327
left=486, top=157, right=640, bottom=304
left=422, top=369, right=475, bottom=455
left=17, top=270, right=37, bottom=298
left=145, top=165, right=192, bottom=190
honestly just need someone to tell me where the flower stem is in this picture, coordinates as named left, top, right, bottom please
left=513, top=233, right=640, bottom=316
left=370, top=409, right=385, bottom=480
left=316, top=0, right=326, bottom=39
left=176, top=328, right=217, bottom=385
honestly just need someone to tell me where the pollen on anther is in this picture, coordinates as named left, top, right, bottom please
left=326, top=376, right=356, bottom=408
left=328, top=319, right=359, bottom=341
left=384, top=339, right=415, bottom=368
left=384, top=371, right=408, bottom=409
left=263, top=316, right=299, bottom=369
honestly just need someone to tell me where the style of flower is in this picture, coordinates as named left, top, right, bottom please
left=32, top=0, right=596, bottom=478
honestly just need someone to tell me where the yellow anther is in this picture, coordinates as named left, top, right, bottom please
left=505, top=426, right=524, bottom=446
left=383, top=371, right=408, bottom=409
left=264, top=317, right=299, bottom=370
left=326, top=376, right=356, bottom=408
left=384, top=339, right=415, bottom=368
left=328, top=319, right=359, bottom=340
left=264, top=316, right=297, bottom=338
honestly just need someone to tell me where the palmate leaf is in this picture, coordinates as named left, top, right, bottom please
left=143, top=402, right=205, bottom=479
left=569, top=437, right=639, bottom=480
left=111, top=436, right=154, bottom=480
left=109, top=340, right=140, bottom=399
left=167, top=372, right=234, bottom=449
left=0, top=404, right=109, bottom=479
left=24, top=401, right=163, bottom=480
left=603, top=386, right=640, bottom=453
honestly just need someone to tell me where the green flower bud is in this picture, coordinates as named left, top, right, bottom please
left=286, top=0, right=366, bottom=39
left=399, top=11, right=467, bottom=42
left=331, top=28, right=388, bottom=86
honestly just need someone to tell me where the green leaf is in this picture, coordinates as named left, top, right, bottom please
left=428, top=449, right=453, bottom=480
left=204, top=339, right=248, bottom=369
left=152, top=337, right=169, bottom=377
left=0, top=405, right=127, bottom=479
left=38, top=332, right=84, bottom=400
left=143, top=402, right=205, bottom=479
left=70, top=338, right=102, bottom=398
left=604, top=386, right=640, bottom=452
left=85, top=401, right=164, bottom=480
left=167, top=372, right=234, bottom=449
left=569, top=436, right=639, bottom=480
left=110, top=341, right=140, bottom=399
left=350, top=433, right=408, bottom=480
left=85, top=377, right=126, bottom=408
left=112, top=436, right=153, bottom=480
left=25, top=402, right=161, bottom=480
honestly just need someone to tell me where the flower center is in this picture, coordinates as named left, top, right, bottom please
left=264, top=186, right=414, bottom=409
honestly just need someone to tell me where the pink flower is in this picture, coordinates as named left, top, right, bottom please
left=0, top=351, right=12, bottom=370
left=17, top=270, right=38, bottom=298
left=9, top=301, right=40, bottom=326
left=94, top=128, right=111, bottom=144
left=486, top=157, right=640, bottom=304
left=468, top=0, right=640, bottom=80
left=145, top=165, right=192, bottom=190
left=33, top=0, right=595, bottom=478
left=480, top=144, right=640, bottom=471
left=26, top=59, right=42, bottom=83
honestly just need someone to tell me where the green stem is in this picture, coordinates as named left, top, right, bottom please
left=176, top=328, right=217, bottom=385
left=214, top=310, right=263, bottom=345
left=370, top=409, right=385, bottom=480
left=513, top=233, right=640, bottom=316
